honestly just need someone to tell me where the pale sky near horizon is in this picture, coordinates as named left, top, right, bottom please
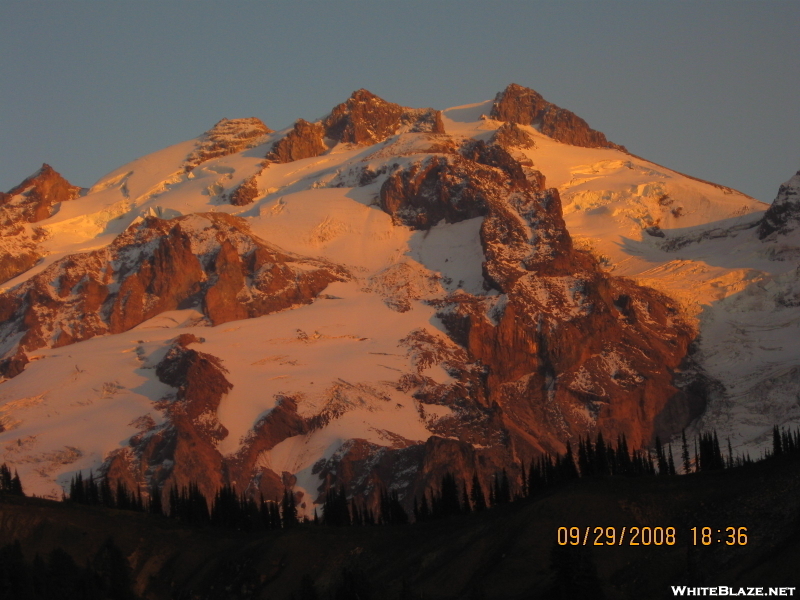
left=1, top=2, right=798, bottom=203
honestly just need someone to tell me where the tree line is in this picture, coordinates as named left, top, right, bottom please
left=2, top=424, right=795, bottom=533
left=0, top=463, right=23, bottom=496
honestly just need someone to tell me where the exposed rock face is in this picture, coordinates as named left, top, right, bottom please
left=490, top=83, right=624, bottom=150
left=312, top=435, right=514, bottom=516
left=0, top=213, right=349, bottom=360
left=0, top=165, right=82, bottom=285
left=265, top=119, right=327, bottom=164
left=378, top=137, right=695, bottom=458
left=322, top=88, right=445, bottom=145
left=379, top=155, right=491, bottom=229
left=490, top=122, right=536, bottom=150
left=0, top=239, right=41, bottom=287
left=225, top=174, right=260, bottom=206
left=379, top=140, right=546, bottom=233
left=0, top=164, right=82, bottom=224
left=0, top=349, right=28, bottom=381
left=265, top=89, right=445, bottom=164
left=758, top=170, right=800, bottom=239
left=184, top=118, right=272, bottom=171
left=0, top=89, right=723, bottom=516
left=105, top=333, right=320, bottom=507
left=259, top=134, right=701, bottom=512
left=105, top=335, right=231, bottom=501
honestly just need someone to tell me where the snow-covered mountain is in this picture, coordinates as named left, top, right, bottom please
left=0, top=84, right=796, bottom=515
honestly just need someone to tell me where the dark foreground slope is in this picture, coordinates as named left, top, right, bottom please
left=2, top=455, right=799, bottom=600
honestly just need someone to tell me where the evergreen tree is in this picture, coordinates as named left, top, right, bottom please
left=0, top=464, right=11, bottom=492
left=697, top=431, right=725, bottom=471
left=0, top=464, right=24, bottom=496
left=322, top=487, right=350, bottom=527
left=281, top=488, right=298, bottom=528
left=655, top=436, right=668, bottom=476
left=667, top=444, right=677, bottom=476
left=148, top=484, right=163, bottom=516
left=727, top=437, right=734, bottom=469
left=85, top=472, right=100, bottom=506
left=470, top=473, right=487, bottom=512
left=416, top=492, right=431, bottom=523
left=494, top=469, right=511, bottom=505
left=437, top=473, right=462, bottom=517
left=10, top=469, right=23, bottom=497
left=211, top=483, right=241, bottom=529
left=773, top=425, right=783, bottom=456
left=616, top=434, right=632, bottom=476
left=681, top=429, right=692, bottom=474
left=99, top=477, right=114, bottom=509
left=713, top=431, right=724, bottom=469
left=562, top=441, right=579, bottom=480
left=595, top=432, right=609, bottom=476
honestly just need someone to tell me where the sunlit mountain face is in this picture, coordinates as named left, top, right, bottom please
left=2, top=84, right=798, bottom=520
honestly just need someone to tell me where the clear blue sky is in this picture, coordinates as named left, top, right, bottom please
left=2, top=2, right=798, bottom=202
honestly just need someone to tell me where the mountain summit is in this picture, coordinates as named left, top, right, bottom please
left=490, top=83, right=624, bottom=150
left=0, top=86, right=794, bottom=517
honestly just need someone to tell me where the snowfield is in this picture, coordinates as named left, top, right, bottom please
left=1, top=91, right=798, bottom=508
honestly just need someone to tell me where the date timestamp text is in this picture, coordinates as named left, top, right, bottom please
left=556, top=526, right=748, bottom=546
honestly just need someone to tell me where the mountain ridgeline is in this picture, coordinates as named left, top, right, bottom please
left=0, top=84, right=795, bottom=522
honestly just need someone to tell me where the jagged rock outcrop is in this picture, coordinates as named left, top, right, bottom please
left=379, top=155, right=492, bottom=229
left=0, top=163, right=82, bottom=224
left=378, top=137, right=695, bottom=456
left=322, top=88, right=445, bottom=145
left=490, top=83, right=624, bottom=150
left=265, top=89, right=445, bottom=164
left=225, top=174, right=260, bottom=206
left=0, top=237, right=42, bottom=287
left=105, top=335, right=232, bottom=500
left=0, top=164, right=82, bottom=284
left=265, top=119, right=327, bottom=164
left=0, top=212, right=349, bottom=360
left=184, top=118, right=272, bottom=171
left=106, top=335, right=322, bottom=506
left=758, top=170, right=800, bottom=239
left=379, top=140, right=546, bottom=234
left=0, top=349, right=28, bottom=381
left=0, top=86, right=737, bottom=515
left=490, top=122, right=536, bottom=150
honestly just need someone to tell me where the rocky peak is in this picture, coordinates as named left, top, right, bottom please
left=758, top=170, right=800, bottom=239
left=184, top=117, right=272, bottom=171
left=265, top=89, right=445, bottom=164
left=0, top=163, right=81, bottom=224
left=0, top=164, right=81, bottom=285
left=322, top=88, right=444, bottom=145
left=323, top=88, right=404, bottom=144
left=490, top=83, right=624, bottom=151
